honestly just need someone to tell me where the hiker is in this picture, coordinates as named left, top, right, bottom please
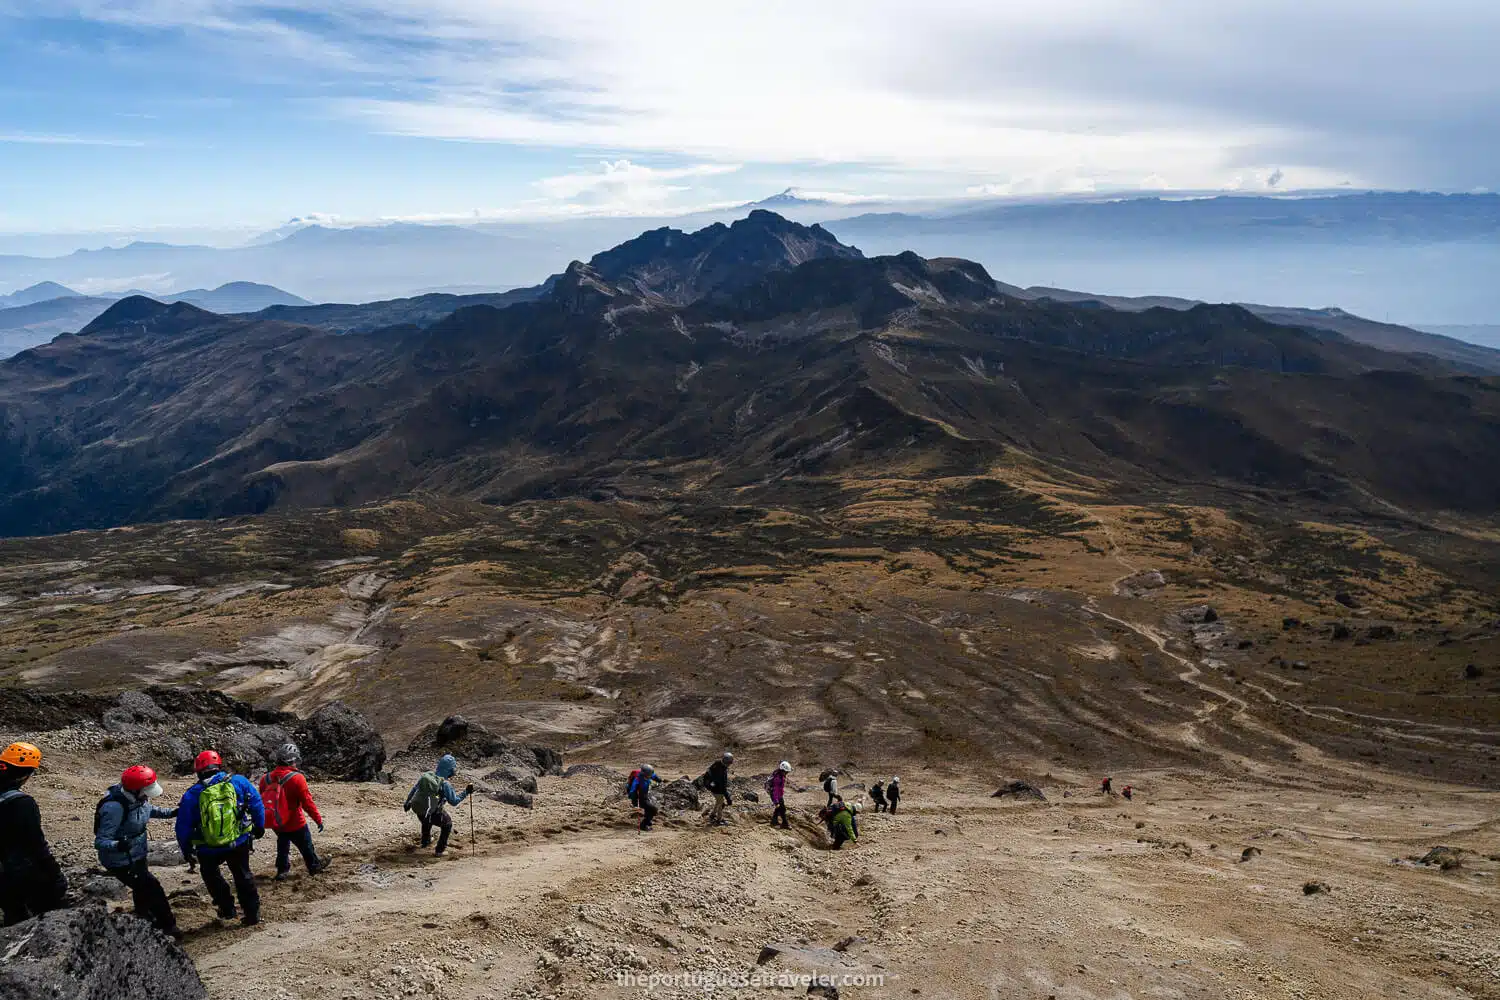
left=886, top=776, right=901, bottom=814
left=260, top=743, right=328, bottom=881
left=175, top=750, right=265, bottom=927
left=821, top=770, right=839, bottom=808
left=94, top=765, right=180, bottom=939
left=628, top=764, right=662, bottom=832
left=827, top=800, right=857, bottom=850
left=1101, top=776, right=1112, bottom=795
left=703, top=752, right=733, bottom=826
left=870, top=780, right=888, bottom=813
left=765, top=761, right=791, bottom=829
left=403, top=754, right=473, bottom=855
left=0, top=742, right=68, bottom=927
left=1122, top=784, right=1133, bottom=801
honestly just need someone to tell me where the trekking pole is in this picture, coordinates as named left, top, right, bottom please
left=469, top=795, right=476, bottom=854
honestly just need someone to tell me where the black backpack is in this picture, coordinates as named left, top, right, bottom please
left=93, top=786, right=133, bottom=837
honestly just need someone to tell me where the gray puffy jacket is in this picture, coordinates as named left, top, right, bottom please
left=95, top=785, right=176, bottom=870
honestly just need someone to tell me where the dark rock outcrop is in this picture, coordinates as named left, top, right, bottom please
left=407, top=718, right=562, bottom=777
left=0, top=906, right=207, bottom=1000
left=991, top=780, right=1046, bottom=801
left=294, top=702, right=386, bottom=782
left=658, top=778, right=701, bottom=812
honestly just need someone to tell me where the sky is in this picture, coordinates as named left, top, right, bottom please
left=1, top=0, right=1498, bottom=237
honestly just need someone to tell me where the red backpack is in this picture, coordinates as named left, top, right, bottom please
left=261, top=770, right=302, bottom=831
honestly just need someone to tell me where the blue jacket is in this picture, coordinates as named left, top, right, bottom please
left=404, top=773, right=470, bottom=817
left=95, top=785, right=177, bottom=870
left=175, top=772, right=264, bottom=857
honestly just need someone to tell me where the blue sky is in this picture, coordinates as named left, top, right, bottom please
left=2, top=1, right=1498, bottom=238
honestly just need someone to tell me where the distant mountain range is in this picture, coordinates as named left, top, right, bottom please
left=0, top=282, right=308, bottom=357
left=2, top=191, right=1499, bottom=327
left=2, top=210, right=1496, bottom=537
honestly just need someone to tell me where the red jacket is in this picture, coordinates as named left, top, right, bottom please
left=260, top=766, right=324, bottom=833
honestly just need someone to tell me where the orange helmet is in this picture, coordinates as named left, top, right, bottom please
left=0, top=742, right=42, bottom=770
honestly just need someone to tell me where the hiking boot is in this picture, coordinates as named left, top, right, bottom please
left=433, top=849, right=445, bottom=857
left=240, top=914, right=260, bottom=927
left=215, top=906, right=237, bottom=921
left=274, top=871, right=291, bottom=882
left=309, top=859, right=329, bottom=875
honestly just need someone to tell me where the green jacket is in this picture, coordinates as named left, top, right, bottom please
left=829, top=806, right=856, bottom=841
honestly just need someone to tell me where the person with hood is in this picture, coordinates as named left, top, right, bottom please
left=821, top=770, right=839, bottom=808
left=827, top=800, right=857, bottom=850
left=95, top=764, right=179, bottom=938
left=703, top=752, right=733, bottom=826
left=869, top=780, right=888, bottom=813
left=404, top=754, right=473, bottom=855
left=629, top=764, right=663, bottom=832
left=886, top=776, right=901, bottom=814
left=765, top=761, right=791, bottom=829
left=259, top=743, right=328, bottom=881
left=175, top=750, right=265, bottom=927
left=0, top=742, right=67, bottom=926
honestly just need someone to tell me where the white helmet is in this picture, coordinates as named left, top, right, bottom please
left=722, top=751, right=734, bottom=763
left=891, top=776, right=899, bottom=783
left=778, top=761, right=791, bottom=772
left=641, top=764, right=655, bottom=775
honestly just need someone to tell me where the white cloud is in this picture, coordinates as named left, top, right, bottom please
left=21, top=0, right=1500, bottom=193
left=0, top=133, right=145, bottom=146
left=531, top=160, right=741, bottom=212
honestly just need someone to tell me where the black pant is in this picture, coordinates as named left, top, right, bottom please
left=0, top=865, right=67, bottom=927
left=825, top=791, right=837, bottom=808
left=771, top=801, right=788, bottom=827
left=640, top=802, right=658, bottom=831
left=275, top=826, right=321, bottom=875
left=199, top=842, right=258, bottom=921
left=108, top=858, right=176, bottom=933
left=887, top=796, right=899, bottom=814
left=420, top=806, right=452, bottom=853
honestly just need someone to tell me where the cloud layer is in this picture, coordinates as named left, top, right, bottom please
left=6, top=0, right=1500, bottom=199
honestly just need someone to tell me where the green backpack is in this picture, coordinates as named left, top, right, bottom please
left=195, top=777, right=248, bottom=849
left=409, top=772, right=444, bottom=819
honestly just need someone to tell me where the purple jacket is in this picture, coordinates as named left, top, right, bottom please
left=766, top=771, right=787, bottom=804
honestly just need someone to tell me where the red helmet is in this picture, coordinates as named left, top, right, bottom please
left=193, top=750, right=222, bottom=772
left=121, top=765, right=157, bottom=793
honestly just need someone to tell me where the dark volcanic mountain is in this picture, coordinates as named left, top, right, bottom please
left=0, top=213, right=1497, bottom=537
left=583, top=209, right=862, bottom=304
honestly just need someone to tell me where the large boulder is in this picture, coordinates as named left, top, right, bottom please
left=407, top=718, right=562, bottom=777
left=658, top=778, right=701, bottom=812
left=295, top=702, right=386, bottom=782
left=992, top=780, right=1046, bottom=801
left=0, top=906, right=207, bottom=1000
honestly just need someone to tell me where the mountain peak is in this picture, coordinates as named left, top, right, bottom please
left=80, top=295, right=217, bottom=336
left=583, top=211, right=862, bottom=306
left=0, top=281, right=83, bottom=308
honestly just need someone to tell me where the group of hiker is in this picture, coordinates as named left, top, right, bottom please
left=1100, top=776, right=1133, bottom=800
left=5, top=734, right=907, bottom=939
left=0, top=740, right=327, bottom=935
left=626, top=753, right=905, bottom=850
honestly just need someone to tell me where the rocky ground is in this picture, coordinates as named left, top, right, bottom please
left=11, top=737, right=1500, bottom=1000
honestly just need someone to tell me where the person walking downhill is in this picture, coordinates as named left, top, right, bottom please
left=0, top=742, right=68, bottom=927
left=703, top=752, right=734, bottom=826
left=176, top=750, right=265, bottom=927
left=822, top=770, right=839, bottom=808
left=765, top=761, right=791, bottom=829
left=886, top=776, right=901, bottom=815
left=95, top=765, right=180, bottom=939
left=869, top=780, right=888, bottom=813
left=404, top=754, right=473, bottom=855
left=827, top=800, right=857, bottom=850
left=260, top=743, right=328, bottom=881
left=629, top=764, right=663, bottom=833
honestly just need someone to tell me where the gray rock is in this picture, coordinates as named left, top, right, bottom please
left=295, top=701, right=387, bottom=782
left=0, top=906, right=207, bottom=1000
left=991, top=780, right=1046, bottom=801
left=81, top=876, right=129, bottom=901
left=435, top=715, right=470, bottom=745
left=658, top=778, right=701, bottom=812
left=146, top=840, right=183, bottom=868
left=485, top=785, right=534, bottom=809
left=482, top=767, right=538, bottom=793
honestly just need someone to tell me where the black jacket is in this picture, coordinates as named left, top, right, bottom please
left=886, top=782, right=901, bottom=802
left=0, top=788, right=63, bottom=880
left=704, top=760, right=731, bottom=796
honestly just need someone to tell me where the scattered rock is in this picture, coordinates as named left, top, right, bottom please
left=1334, top=592, right=1359, bottom=609
left=1303, top=881, right=1331, bottom=895
left=1239, top=847, right=1261, bottom=863
left=81, top=875, right=129, bottom=901
left=562, top=764, right=625, bottom=782
left=485, top=785, right=535, bottom=809
left=435, top=715, right=470, bottom=744
left=1365, top=624, right=1398, bottom=641
left=1178, top=605, right=1218, bottom=624
left=1281, top=617, right=1303, bottom=630
left=991, top=780, right=1046, bottom=801
left=1115, top=570, right=1166, bottom=597
left=808, top=986, right=839, bottom=999
left=832, top=935, right=865, bottom=952
left=407, top=718, right=563, bottom=777
left=0, top=906, right=207, bottom=999
left=483, top=766, right=539, bottom=793
left=146, top=840, right=183, bottom=868
left=1331, top=623, right=1352, bottom=641
left=1463, top=664, right=1483, bottom=680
